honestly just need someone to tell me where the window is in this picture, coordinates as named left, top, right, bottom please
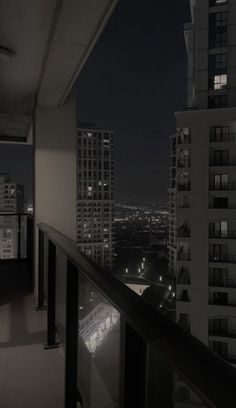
left=209, top=53, right=227, bottom=74
left=212, top=173, right=228, bottom=190
left=213, top=291, right=228, bottom=305
left=208, top=94, right=227, bottom=108
left=213, top=197, right=228, bottom=208
left=177, top=128, right=191, bottom=144
left=209, top=221, right=228, bottom=238
left=209, top=12, right=228, bottom=48
left=209, top=125, right=229, bottom=142
left=209, top=74, right=227, bottom=90
left=209, top=11, right=228, bottom=28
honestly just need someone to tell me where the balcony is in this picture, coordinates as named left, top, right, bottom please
left=209, top=230, right=236, bottom=239
left=209, top=133, right=234, bottom=143
left=177, top=251, right=191, bottom=261
left=0, top=218, right=236, bottom=407
left=177, top=225, right=191, bottom=238
left=209, top=278, right=236, bottom=288
left=209, top=298, right=236, bottom=307
left=209, top=254, right=236, bottom=264
left=209, top=158, right=236, bottom=167
left=209, top=182, right=236, bottom=191
left=177, top=275, right=191, bottom=285
left=177, top=183, right=191, bottom=191
left=177, top=159, right=191, bottom=168
left=209, top=328, right=236, bottom=338
left=177, top=135, right=191, bottom=144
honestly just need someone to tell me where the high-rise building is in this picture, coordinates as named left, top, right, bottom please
left=0, top=173, right=24, bottom=258
left=170, top=0, right=236, bottom=365
left=77, top=125, right=114, bottom=270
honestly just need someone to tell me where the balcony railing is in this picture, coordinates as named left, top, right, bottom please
left=209, top=278, right=236, bottom=288
left=209, top=158, right=236, bottom=166
left=177, top=251, right=191, bottom=261
left=37, top=222, right=236, bottom=408
left=209, top=230, right=236, bottom=239
left=177, top=135, right=191, bottom=144
left=177, top=276, right=191, bottom=285
left=209, top=182, right=236, bottom=191
left=209, top=254, right=236, bottom=264
left=177, top=183, right=191, bottom=191
left=209, top=133, right=234, bottom=143
left=177, top=159, right=191, bottom=168
left=209, top=299, right=236, bottom=307
left=209, top=328, right=236, bottom=338
left=177, top=226, right=191, bottom=237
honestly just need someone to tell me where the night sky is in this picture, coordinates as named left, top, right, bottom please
left=0, top=0, right=190, bottom=203
left=77, top=0, right=191, bottom=202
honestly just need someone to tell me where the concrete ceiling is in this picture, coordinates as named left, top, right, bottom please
left=0, top=0, right=118, bottom=143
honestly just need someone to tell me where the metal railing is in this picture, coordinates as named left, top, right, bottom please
left=209, top=328, right=236, bottom=338
left=177, top=251, right=191, bottom=261
left=209, top=278, right=236, bottom=288
left=209, top=158, right=236, bottom=166
left=209, top=230, right=236, bottom=239
left=209, top=254, right=236, bottom=264
left=177, top=183, right=191, bottom=191
left=177, top=159, right=191, bottom=168
left=37, top=222, right=236, bottom=407
left=209, top=133, right=234, bottom=143
left=177, top=135, right=191, bottom=144
left=177, top=276, right=191, bottom=285
left=0, top=213, right=33, bottom=261
left=209, top=182, right=236, bottom=191
left=177, top=227, right=191, bottom=237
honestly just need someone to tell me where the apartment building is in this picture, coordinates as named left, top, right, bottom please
left=77, top=125, right=114, bottom=270
left=170, top=0, right=236, bottom=360
left=0, top=173, right=24, bottom=258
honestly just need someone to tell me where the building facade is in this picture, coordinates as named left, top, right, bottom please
left=169, top=0, right=236, bottom=402
left=0, top=173, right=24, bottom=259
left=77, top=126, right=114, bottom=270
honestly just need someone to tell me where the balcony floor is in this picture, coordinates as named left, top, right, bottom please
left=0, top=261, right=64, bottom=408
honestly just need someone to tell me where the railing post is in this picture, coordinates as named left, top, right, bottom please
left=37, top=228, right=45, bottom=310
left=45, top=240, right=59, bottom=349
left=27, top=216, right=34, bottom=266
left=65, top=260, right=79, bottom=408
left=17, top=214, right=21, bottom=259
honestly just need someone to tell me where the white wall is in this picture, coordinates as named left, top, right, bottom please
left=34, top=91, right=77, bottom=300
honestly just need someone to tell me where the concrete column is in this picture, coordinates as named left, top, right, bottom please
left=34, top=91, right=77, bottom=300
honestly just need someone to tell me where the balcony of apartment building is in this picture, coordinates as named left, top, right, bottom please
left=209, top=275, right=236, bottom=289
left=209, top=150, right=236, bottom=168
left=1, top=2, right=236, bottom=408
left=177, top=289, right=190, bottom=303
left=209, top=127, right=235, bottom=143
left=209, top=221, right=236, bottom=240
left=209, top=318, right=236, bottom=339
left=209, top=176, right=236, bottom=191
left=177, top=266, right=191, bottom=285
left=177, top=128, right=191, bottom=145
left=177, top=222, right=191, bottom=238
left=209, top=196, right=236, bottom=210
left=209, top=291, right=236, bottom=307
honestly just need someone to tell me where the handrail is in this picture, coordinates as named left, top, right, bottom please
left=38, top=222, right=236, bottom=408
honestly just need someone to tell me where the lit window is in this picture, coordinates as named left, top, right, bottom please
left=214, top=74, right=227, bottom=89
